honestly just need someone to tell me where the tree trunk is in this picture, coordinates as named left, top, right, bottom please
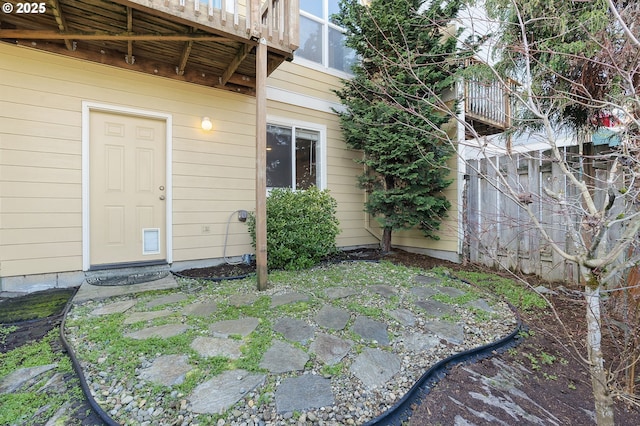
left=381, top=227, right=392, bottom=253
left=585, top=285, right=615, bottom=426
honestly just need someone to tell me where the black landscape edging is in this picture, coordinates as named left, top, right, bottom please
left=61, top=262, right=523, bottom=426
left=363, top=308, right=525, bottom=425
left=171, top=270, right=256, bottom=282
left=59, top=290, right=119, bottom=426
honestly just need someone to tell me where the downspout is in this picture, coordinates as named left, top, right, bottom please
left=363, top=163, right=382, bottom=242
left=364, top=211, right=383, bottom=241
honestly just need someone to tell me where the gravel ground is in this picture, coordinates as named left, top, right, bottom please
left=63, top=262, right=519, bottom=426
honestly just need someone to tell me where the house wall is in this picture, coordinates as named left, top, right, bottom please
left=0, top=43, right=377, bottom=290
left=269, top=61, right=462, bottom=262
left=364, top=157, right=461, bottom=262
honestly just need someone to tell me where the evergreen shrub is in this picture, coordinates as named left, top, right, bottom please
left=248, top=187, right=340, bottom=270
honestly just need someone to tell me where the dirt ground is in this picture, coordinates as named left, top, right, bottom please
left=382, top=250, right=640, bottom=425
left=3, top=248, right=640, bottom=425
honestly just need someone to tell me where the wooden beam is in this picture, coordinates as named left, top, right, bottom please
left=176, top=40, right=193, bottom=75
left=0, top=30, right=231, bottom=42
left=15, top=40, right=256, bottom=94
left=126, top=7, right=134, bottom=64
left=49, top=0, right=74, bottom=51
left=255, top=37, right=268, bottom=291
left=220, top=43, right=250, bottom=86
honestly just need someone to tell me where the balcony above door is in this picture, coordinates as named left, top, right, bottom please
left=0, top=0, right=299, bottom=95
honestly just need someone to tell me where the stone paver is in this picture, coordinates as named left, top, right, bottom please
left=369, top=284, right=398, bottom=299
left=90, top=300, right=136, bottom=316
left=437, top=286, right=467, bottom=298
left=426, top=320, right=465, bottom=345
left=209, top=317, right=259, bottom=337
left=402, top=332, right=441, bottom=352
left=410, top=287, right=440, bottom=299
left=146, top=293, right=189, bottom=308
left=228, top=294, right=258, bottom=307
left=259, top=340, right=309, bottom=373
left=0, top=364, right=57, bottom=394
left=389, top=308, right=416, bottom=326
left=352, top=316, right=389, bottom=345
left=273, top=317, right=315, bottom=343
left=64, top=267, right=519, bottom=424
left=139, top=354, right=192, bottom=386
left=189, top=370, right=266, bottom=415
left=190, top=336, right=243, bottom=359
left=466, top=299, right=495, bottom=313
left=314, top=305, right=351, bottom=330
left=350, top=348, right=401, bottom=390
left=309, top=333, right=353, bottom=365
left=324, top=287, right=359, bottom=300
left=271, top=292, right=309, bottom=307
left=123, top=309, right=172, bottom=324
left=414, top=299, right=456, bottom=318
left=124, top=324, right=190, bottom=340
left=275, top=375, right=334, bottom=413
left=183, top=302, right=218, bottom=317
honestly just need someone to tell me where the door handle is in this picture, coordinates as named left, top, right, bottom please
left=159, top=185, right=165, bottom=191
left=159, top=195, right=166, bottom=200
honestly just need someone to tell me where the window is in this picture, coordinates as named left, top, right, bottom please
left=266, top=123, right=323, bottom=190
left=296, top=0, right=356, bottom=74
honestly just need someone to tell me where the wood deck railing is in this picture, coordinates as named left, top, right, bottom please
left=463, top=64, right=517, bottom=136
left=127, top=0, right=299, bottom=52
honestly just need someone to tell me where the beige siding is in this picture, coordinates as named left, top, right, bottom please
left=270, top=61, right=461, bottom=255
left=268, top=61, right=344, bottom=104
left=269, top=60, right=378, bottom=248
left=0, top=44, right=380, bottom=280
left=1, top=43, right=460, bottom=281
left=0, top=43, right=259, bottom=277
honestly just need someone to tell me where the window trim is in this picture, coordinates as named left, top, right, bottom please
left=266, top=116, right=327, bottom=190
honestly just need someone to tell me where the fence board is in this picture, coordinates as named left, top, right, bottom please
left=463, top=146, right=628, bottom=283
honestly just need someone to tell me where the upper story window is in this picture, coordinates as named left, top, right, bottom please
left=267, top=122, right=325, bottom=190
left=296, top=0, right=357, bottom=74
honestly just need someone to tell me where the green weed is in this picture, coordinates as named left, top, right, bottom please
left=453, top=271, right=547, bottom=311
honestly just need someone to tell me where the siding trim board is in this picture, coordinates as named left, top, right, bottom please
left=81, top=102, right=174, bottom=271
left=267, top=86, right=346, bottom=114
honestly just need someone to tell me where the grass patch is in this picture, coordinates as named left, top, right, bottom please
left=0, top=328, right=84, bottom=425
left=0, top=325, right=17, bottom=345
left=0, top=331, right=58, bottom=377
left=320, top=362, right=344, bottom=377
left=432, top=292, right=477, bottom=305
left=452, top=271, right=547, bottom=311
left=0, top=288, right=74, bottom=323
left=345, top=302, right=385, bottom=318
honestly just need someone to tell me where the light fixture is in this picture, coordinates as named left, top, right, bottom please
left=201, top=116, right=213, bottom=131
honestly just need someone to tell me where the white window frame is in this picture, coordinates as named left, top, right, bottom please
left=294, top=0, right=355, bottom=77
left=266, top=116, right=327, bottom=190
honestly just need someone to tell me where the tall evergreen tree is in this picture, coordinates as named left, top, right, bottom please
left=334, top=0, right=462, bottom=252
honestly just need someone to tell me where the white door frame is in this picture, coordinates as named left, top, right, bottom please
left=82, top=101, right=173, bottom=271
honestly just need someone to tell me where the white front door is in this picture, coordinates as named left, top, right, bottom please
left=89, top=110, right=167, bottom=267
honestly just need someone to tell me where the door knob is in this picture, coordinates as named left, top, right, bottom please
left=159, top=185, right=165, bottom=191
left=159, top=195, right=166, bottom=200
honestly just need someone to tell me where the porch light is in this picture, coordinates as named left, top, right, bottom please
left=201, top=116, right=213, bottom=131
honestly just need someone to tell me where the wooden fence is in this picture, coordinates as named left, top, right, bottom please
left=462, top=144, right=626, bottom=283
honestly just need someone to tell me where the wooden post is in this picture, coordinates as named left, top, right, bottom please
left=256, top=37, right=268, bottom=290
